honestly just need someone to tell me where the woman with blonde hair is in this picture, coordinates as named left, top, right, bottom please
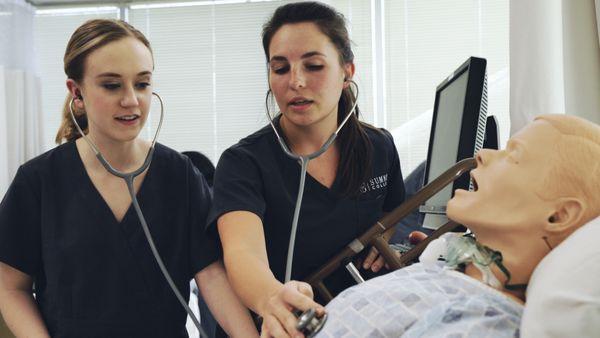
left=0, top=19, right=256, bottom=337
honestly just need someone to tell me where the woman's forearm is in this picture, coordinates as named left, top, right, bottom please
left=196, top=260, right=259, bottom=337
left=217, top=212, right=284, bottom=316
left=223, top=248, right=283, bottom=315
left=217, top=212, right=324, bottom=336
left=0, top=289, right=50, bottom=338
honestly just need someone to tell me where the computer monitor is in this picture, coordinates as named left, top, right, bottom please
left=483, top=115, right=499, bottom=150
left=421, top=57, right=488, bottom=230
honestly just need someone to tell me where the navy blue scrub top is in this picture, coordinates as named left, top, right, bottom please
left=208, top=118, right=405, bottom=299
left=0, top=142, right=219, bottom=338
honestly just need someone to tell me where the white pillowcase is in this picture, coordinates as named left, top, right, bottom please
left=521, top=216, right=600, bottom=338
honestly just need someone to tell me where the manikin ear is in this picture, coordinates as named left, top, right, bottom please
left=342, top=62, right=355, bottom=89
left=544, top=197, right=586, bottom=237
left=66, top=79, right=84, bottom=109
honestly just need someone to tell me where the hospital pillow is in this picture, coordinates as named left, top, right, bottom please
left=521, top=215, right=600, bottom=338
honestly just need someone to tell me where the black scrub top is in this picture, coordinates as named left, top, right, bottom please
left=0, top=142, right=219, bottom=338
left=208, top=118, right=405, bottom=299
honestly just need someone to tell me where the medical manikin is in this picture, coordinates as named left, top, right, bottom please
left=316, top=114, right=600, bottom=337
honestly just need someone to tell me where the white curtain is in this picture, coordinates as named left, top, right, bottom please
left=0, top=0, right=43, bottom=196
left=510, top=0, right=600, bottom=135
left=597, top=0, right=600, bottom=47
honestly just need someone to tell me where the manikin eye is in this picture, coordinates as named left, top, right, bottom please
left=507, top=151, right=520, bottom=164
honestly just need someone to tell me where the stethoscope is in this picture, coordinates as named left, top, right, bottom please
left=69, top=93, right=209, bottom=338
left=265, top=81, right=358, bottom=284
left=265, top=81, right=358, bottom=336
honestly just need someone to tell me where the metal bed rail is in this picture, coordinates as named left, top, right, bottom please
left=305, top=158, right=477, bottom=302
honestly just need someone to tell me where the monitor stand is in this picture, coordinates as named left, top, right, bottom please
left=420, top=206, right=448, bottom=230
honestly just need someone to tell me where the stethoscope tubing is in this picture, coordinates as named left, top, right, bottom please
left=265, top=82, right=359, bottom=283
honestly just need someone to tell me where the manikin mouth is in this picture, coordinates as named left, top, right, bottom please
left=471, top=173, right=479, bottom=191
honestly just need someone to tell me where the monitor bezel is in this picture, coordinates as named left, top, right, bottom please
left=423, top=56, right=487, bottom=194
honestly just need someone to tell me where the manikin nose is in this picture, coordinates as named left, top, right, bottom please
left=475, top=148, right=497, bottom=166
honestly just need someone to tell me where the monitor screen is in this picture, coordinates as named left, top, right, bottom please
left=422, top=57, right=487, bottom=229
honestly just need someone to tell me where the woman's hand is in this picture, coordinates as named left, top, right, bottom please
left=362, top=231, right=429, bottom=272
left=408, top=230, right=428, bottom=244
left=361, top=246, right=398, bottom=272
left=259, top=280, right=325, bottom=338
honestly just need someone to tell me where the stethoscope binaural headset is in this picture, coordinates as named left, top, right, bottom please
left=69, top=93, right=209, bottom=338
left=264, top=80, right=359, bottom=336
left=265, top=80, right=359, bottom=283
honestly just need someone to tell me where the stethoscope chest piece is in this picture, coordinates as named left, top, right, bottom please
left=296, top=308, right=328, bottom=338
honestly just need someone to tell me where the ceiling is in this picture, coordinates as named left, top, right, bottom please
left=27, top=0, right=150, bottom=7
left=27, top=0, right=252, bottom=8
left=28, top=0, right=117, bottom=4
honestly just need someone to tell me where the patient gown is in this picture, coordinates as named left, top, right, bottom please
left=318, top=262, right=523, bottom=338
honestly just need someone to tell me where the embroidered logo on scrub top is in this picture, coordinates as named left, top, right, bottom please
left=359, top=173, right=388, bottom=194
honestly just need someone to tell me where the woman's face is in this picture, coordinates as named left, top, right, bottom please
left=69, top=37, right=154, bottom=143
left=268, top=22, right=353, bottom=130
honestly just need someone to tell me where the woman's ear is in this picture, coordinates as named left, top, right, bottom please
left=544, top=197, right=586, bottom=236
left=343, top=62, right=355, bottom=89
left=66, top=79, right=84, bottom=109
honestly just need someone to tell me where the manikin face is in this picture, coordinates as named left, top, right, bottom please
left=69, top=37, right=154, bottom=143
left=447, top=120, right=561, bottom=232
left=268, top=22, right=353, bottom=129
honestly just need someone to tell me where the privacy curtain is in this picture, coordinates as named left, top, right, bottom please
left=510, top=0, right=600, bottom=135
left=0, top=0, right=43, bottom=196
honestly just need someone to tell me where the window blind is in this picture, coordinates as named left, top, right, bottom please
left=384, top=0, right=509, bottom=175
left=32, top=0, right=509, bottom=177
left=34, top=7, right=120, bottom=150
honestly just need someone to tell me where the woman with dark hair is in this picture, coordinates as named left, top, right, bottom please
left=209, top=2, right=406, bottom=336
left=0, top=19, right=256, bottom=337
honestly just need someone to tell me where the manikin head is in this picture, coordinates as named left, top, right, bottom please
left=447, top=114, right=600, bottom=257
